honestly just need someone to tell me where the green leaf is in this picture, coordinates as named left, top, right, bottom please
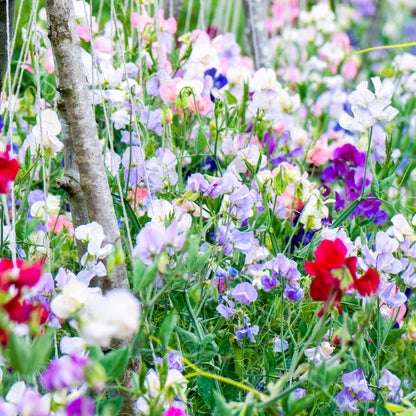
left=9, top=331, right=53, bottom=377
left=159, top=310, right=178, bottom=348
left=97, top=397, right=123, bottom=416
left=134, top=262, right=158, bottom=291
left=290, top=394, right=317, bottom=415
left=213, top=390, right=232, bottom=416
left=195, top=126, right=208, bottom=153
left=100, top=346, right=130, bottom=379
left=197, top=375, right=215, bottom=409
left=376, top=403, right=393, bottom=416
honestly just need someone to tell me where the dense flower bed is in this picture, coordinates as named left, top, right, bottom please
left=1, top=0, right=416, bottom=415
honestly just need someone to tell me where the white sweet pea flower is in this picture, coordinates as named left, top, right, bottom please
left=387, top=214, right=415, bottom=242
left=339, top=78, right=399, bottom=133
left=75, top=221, right=106, bottom=257
left=59, top=336, right=87, bottom=355
left=29, top=109, right=63, bottom=154
left=30, top=194, right=61, bottom=218
left=50, top=280, right=90, bottom=319
left=299, top=191, right=330, bottom=230
left=6, top=381, right=26, bottom=404
left=79, top=288, right=141, bottom=347
left=251, top=68, right=281, bottom=92
left=148, top=199, right=174, bottom=223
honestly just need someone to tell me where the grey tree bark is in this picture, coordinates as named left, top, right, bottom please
left=55, top=90, right=90, bottom=259
left=242, top=0, right=271, bottom=69
left=44, top=0, right=129, bottom=291
left=0, top=0, right=15, bottom=91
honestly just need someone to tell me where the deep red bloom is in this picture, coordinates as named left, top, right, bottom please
left=0, top=147, right=19, bottom=194
left=314, top=239, right=347, bottom=269
left=3, top=296, right=48, bottom=324
left=353, top=268, right=380, bottom=296
left=306, top=239, right=380, bottom=308
left=0, top=328, right=9, bottom=346
left=0, top=258, right=43, bottom=292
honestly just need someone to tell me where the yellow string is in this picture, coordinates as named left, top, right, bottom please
left=353, top=42, right=416, bottom=54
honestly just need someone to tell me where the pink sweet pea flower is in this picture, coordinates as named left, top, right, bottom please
left=44, top=48, right=55, bottom=74
left=160, top=78, right=182, bottom=102
left=188, top=95, right=212, bottom=115
left=163, top=407, right=187, bottom=416
left=342, top=60, right=359, bottom=80
left=78, top=25, right=90, bottom=42
left=48, top=215, right=74, bottom=238
left=307, top=135, right=333, bottom=167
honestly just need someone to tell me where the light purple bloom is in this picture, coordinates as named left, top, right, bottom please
left=335, top=388, right=359, bottom=413
left=122, top=146, right=145, bottom=187
left=283, top=284, right=304, bottom=302
left=342, top=368, right=375, bottom=401
left=379, top=283, right=407, bottom=308
left=120, top=130, right=139, bottom=145
left=230, top=229, right=255, bottom=254
left=216, top=296, right=236, bottom=319
left=167, top=351, right=184, bottom=372
left=402, top=263, right=416, bottom=287
left=261, top=273, right=279, bottom=292
left=235, top=318, right=259, bottom=343
left=232, top=282, right=258, bottom=305
left=186, top=173, right=209, bottom=193
left=273, top=337, right=288, bottom=352
left=145, top=148, right=178, bottom=192
left=17, top=388, right=50, bottom=416
left=379, top=369, right=403, bottom=403
left=133, top=222, right=168, bottom=265
left=229, top=185, right=255, bottom=220
left=294, top=388, right=306, bottom=400
left=140, top=106, right=163, bottom=136
left=204, top=172, right=240, bottom=199
left=40, top=353, right=89, bottom=391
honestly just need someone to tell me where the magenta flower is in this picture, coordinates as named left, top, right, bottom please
left=65, top=396, right=95, bottom=416
left=231, top=282, right=258, bottom=305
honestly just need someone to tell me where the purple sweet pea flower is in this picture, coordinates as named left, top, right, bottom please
left=230, top=229, right=255, bottom=254
left=204, top=172, right=240, bottom=199
left=401, top=263, right=416, bottom=287
left=261, top=273, right=279, bottom=292
left=40, top=353, right=89, bottom=391
left=335, top=388, right=359, bottom=413
left=273, top=337, right=288, bottom=352
left=342, top=368, right=375, bottom=401
left=379, top=283, right=407, bottom=308
left=229, top=185, right=255, bottom=219
left=283, top=284, right=304, bottom=302
left=122, top=146, right=145, bottom=187
left=65, top=396, right=95, bottom=416
left=120, top=130, right=139, bottom=145
left=140, top=106, right=163, bottom=136
left=186, top=173, right=209, bottom=193
left=145, top=148, right=178, bottom=192
left=17, top=388, right=50, bottom=416
left=167, top=351, right=184, bottom=372
left=231, top=282, right=258, bottom=305
left=379, top=369, right=403, bottom=403
left=216, top=296, right=236, bottom=319
left=235, top=318, right=259, bottom=343
left=294, top=388, right=306, bottom=400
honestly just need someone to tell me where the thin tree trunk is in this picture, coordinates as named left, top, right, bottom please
left=55, top=91, right=89, bottom=260
left=0, top=0, right=15, bottom=91
left=242, top=0, right=271, bottom=69
left=44, top=0, right=129, bottom=291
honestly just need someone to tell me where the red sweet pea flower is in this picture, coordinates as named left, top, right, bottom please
left=0, top=146, right=19, bottom=194
left=353, top=268, right=380, bottom=296
left=0, top=258, right=43, bottom=292
left=3, top=295, right=48, bottom=324
left=306, top=239, right=380, bottom=312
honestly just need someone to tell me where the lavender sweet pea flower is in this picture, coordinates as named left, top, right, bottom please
left=335, top=388, right=359, bottom=413
left=133, top=222, right=168, bottom=265
left=167, top=351, right=184, bottom=372
left=235, top=318, right=259, bottom=343
left=17, top=388, right=50, bottom=416
left=261, top=273, right=279, bottom=292
left=230, top=229, right=255, bottom=254
left=283, top=284, right=304, bottom=302
left=232, top=282, right=258, bottom=305
left=401, top=263, right=416, bottom=287
left=146, top=148, right=178, bottom=192
left=122, top=146, right=145, bottom=187
left=229, top=185, right=255, bottom=220
left=273, top=337, right=288, bottom=352
left=186, top=173, right=209, bottom=193
left=342, top=368, right=375, bottom=401
left=40, top=353, right=89, bottom=391
left=120, top=130, right=139, bottom=145
left=379, top=283, right=407, bottom=308
left=216, top=296, right=236, bottom=319
left=379, top=369, right=403, bottom=403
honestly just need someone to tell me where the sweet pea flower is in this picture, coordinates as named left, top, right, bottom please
left=0, top=146, right=19, bottom=194
left=379, top=369, right=403, bottom=403
left=235, top=318, right=259, bottom=343
left=28, top=109, right=63, bottom=154
left=231, top=282, right=258, bottom=305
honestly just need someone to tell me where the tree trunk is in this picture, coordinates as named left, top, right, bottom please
left=242, top=0, right=271, bottom=69
left=0, top=0, right=16, bottom=91
left=44, top=0, right=129, bottom=291
left=55, top=90, right=90, bottom=260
